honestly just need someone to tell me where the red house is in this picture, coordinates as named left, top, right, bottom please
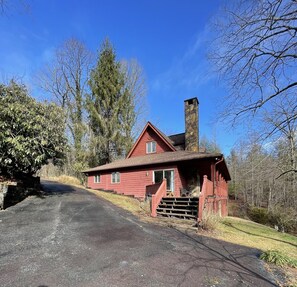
left=83, top=98, right=230, bottom=221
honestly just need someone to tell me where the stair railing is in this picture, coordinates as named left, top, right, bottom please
left=198, top=175, right=213, bottom=222
left=151, top=179, right=167, bottom=217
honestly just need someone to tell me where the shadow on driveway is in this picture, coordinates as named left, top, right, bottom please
left=40, top=180, right=83, bottom=196
left=169, top=228, right=278, bottom=287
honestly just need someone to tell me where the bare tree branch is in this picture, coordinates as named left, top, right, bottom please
left=276, top=169, right=297, bottom=179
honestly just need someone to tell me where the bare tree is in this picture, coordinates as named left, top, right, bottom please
left=120, top=59, right=148, bottom=138
left=264, top=97, right=297, bottom=179
left=37, top=38, right=93, bottom=175
left=211, top=0, right=297, bottom=126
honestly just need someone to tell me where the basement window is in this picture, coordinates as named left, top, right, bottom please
left=111, top=172, right=120, bottom=183
left=94, top=175, right=100, bottom=183
left=146, top=141, right=156, bottom=154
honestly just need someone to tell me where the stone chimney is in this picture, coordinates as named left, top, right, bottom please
left=184, top=97, right=199, bottom=152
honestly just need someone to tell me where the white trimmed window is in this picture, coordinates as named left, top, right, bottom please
left=146, top=141, right=156, bottom=154
left=94, top=174, right=100, bottom=183
left=111, top=172, right=120, bottom=183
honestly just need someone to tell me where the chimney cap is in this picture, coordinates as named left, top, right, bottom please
left=184, top=97, right=199, bottom=104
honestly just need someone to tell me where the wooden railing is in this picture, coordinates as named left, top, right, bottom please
left=146, top=182, right=162, bottom=196
left=198, top=175, right=229, bottom=222
left=216, top=180, right=228, bottom=217
left=151, top=179, right=167, bottom=217
left=198, top=175, right=213, bottom=222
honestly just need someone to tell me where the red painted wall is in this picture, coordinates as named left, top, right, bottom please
left=129, top=126, right=173, bottom=158
left=87, top=164, right=183, bottom=199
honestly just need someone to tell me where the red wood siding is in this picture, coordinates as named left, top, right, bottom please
left=87, top=165, right=183, bottom=199
left=129, top=126, right=173, bottom=157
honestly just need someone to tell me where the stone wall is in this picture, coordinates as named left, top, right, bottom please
left=0, top=177, right=40, bottom=210
left=0, top=184, right=8, bottom=209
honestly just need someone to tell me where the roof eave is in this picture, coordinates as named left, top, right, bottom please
left=82, top=152, right=223, bottom=174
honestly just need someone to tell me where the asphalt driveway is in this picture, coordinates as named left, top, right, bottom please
left=0, top=181, right=277, bottom=287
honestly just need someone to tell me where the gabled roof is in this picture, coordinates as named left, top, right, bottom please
left=126, top=121, right=176, bottom=158
left=83, top=150, right=223, bottom=172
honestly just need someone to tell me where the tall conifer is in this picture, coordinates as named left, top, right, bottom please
left=87, top=39, right=134, bottom=165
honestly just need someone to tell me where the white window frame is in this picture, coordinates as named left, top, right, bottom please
left=111, top=172, right=120, bottom=184
left=94, top=174, right=100, bottom=183
left=153, top=169, right=174, bottom=192
left=146, top=141, right=156, bottom=154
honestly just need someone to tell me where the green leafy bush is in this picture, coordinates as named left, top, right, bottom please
left=260, top=250, right=297, bottom=268
left=0, top=81, right=67, bottom=178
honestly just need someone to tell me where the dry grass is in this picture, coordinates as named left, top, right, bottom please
left=45, top=175, right=81, bottom=186
left=210, top=217, right=297, bottom=261
left=206, top=216, right=297, bottom=286
left=199, top=212, right=220, bottom=231
left=87, top=189, right=151, bottom=217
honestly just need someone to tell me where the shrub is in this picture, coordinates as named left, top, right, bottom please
left=247, top=206, right=297, bottom=234
left=0, top=81, right=67, bottom=178
left=260, top=250, right=297, bottom=268
left=199, top=212, right=220, bottom=231
left=247, top=207, right=269, bottom=225
left=268, top=208, right=297, bottom=234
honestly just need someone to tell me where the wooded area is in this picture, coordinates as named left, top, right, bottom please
left=37, top=38, right=147, bottom=180
left=0, top=38, right=147, bottom=182
left=211, top=0, right=297, bottom=232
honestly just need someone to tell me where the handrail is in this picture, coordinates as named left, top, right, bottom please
left=198, top=175, right=213, bottom=222
left=198, top=175, right=229, bottom=221
left=151, top=179, right=167, bottom=217
left=198, top=176, right=207, bottom=222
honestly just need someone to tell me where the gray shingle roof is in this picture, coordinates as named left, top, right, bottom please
left=82, top=151, right=222, bottom=173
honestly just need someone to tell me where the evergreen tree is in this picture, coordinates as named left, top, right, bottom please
left=87, top=39, right=135, bottom=165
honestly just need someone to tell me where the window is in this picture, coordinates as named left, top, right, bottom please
left=111, top=172, right=120, bottom=183
left=154, top=170, right=163, bottom=184
left=94, top=174, right=100, bottom=183
left=153, top=169, right=174, bottom=192
left=146, top=141, right=156, bottom=154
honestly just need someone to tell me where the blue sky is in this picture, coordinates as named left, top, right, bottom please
left=0, top=0, right=242, bottom=155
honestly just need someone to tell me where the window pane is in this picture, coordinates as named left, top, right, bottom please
left=94, top=175, right=100, bottom=183
left=146, top=142, right=151, bottom=153
left=152, top=141, right=156, bottom=152
left=147, top=141, right=156, bottom=153
left=154, top=170, right=163, bottom=183
left=112, top=172, right=120, bottom=183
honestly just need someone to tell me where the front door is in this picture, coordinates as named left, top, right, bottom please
left=164, top=170, right=174, bottom=193
left=153, top=169, right=174, bottom=194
